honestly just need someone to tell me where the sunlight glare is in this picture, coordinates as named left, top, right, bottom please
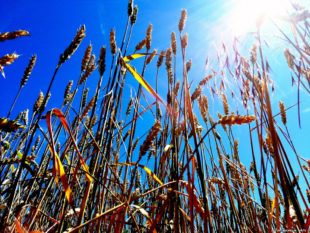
left=229, top=0, right=291, bottom=36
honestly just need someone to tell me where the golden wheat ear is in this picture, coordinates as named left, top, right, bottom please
left=0, top=53, right=19, bottom=78
left=217, top=114, right=256, bottom=125
left=146, top=24, right=152, bottom=51
left=0, top=117, right=25, bottom=132
left=109, top=29, right=117, bottom=56
left=79, top=54, right=96, bottom=85
left=146, top=49, right=158, bottom=65
left=20, top=55, right=36, bottom=87
left=0, top=30, right=30, bottom=42
left=130, top=5, right=138, bottom=25
left=171, top=32, right=177, bottom=55
left=98, top=46, right=106, bottom=76
left=179, top=9, right=187, bottom=32
left=279, top=101, right=287, bottom=126
left=58, top=25, right=86, bottom=67
left=81, top=43, right=92, bottom=73
left=33, top=91, right=44, bottom=113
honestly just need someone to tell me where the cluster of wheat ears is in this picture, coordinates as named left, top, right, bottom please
left=1, top=1, right=310, bottom=232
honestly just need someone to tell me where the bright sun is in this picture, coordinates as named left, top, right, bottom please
left=229, top=0, right=291, bottom=36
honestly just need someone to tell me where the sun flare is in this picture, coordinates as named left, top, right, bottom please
left=229, top=0, right=291, bottom=35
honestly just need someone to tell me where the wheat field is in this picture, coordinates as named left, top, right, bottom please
left=0, top=1, right=310, bottom=232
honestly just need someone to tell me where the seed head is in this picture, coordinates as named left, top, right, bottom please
left=198, top=97, right=208, bottom=124
left=110, top=30, right=116, bottom=55
left=0, top=53, right=19, bottom=77
left=179, top=9, right=187, bottom=32
left=64, top=92, right=73, bottom=106
left=79, top=54, right=96, bottom=85
left=0, top=53, right=19, bottom=66
left=284, top=48, right=295, bottom=70
left=99, top=46, right=106, bottom=76
left=22, top=109, right=29, bottom=126
left=42, top=92, right=51, bottom=110
left=81, top=96, right=95, bottom=120
left=90, top=115, right=97, bottom=129
left=165, top=48, right=172, bottom=70
left=157, top=50, right=166, bottom=68
left=135, top=39, right=146, bottom=51
left=128, top=0, right=133, bottom=16
left=156, top=103, right=162, bottom=119
left=217, top=114, right=256, bottom=125
left=233, top=139, right=239, bottom=161
left=174, top=80, right=181, bottom=96
left=181, top=33, right=188, bottom=49
left=130, top=6, right=138, bottom=25
left=146, top=49, right=157, bottom=65
left=58, top=25, right=86, bottom=66
left=126, top=98, right=134, bottom=118
left=146, top=24, right=152, bottom=51
left=165, top=48, right=173, bottom=84
left=250, top=44, right=257, bottom=64
left=135, top=170, right=142, bottom=190
left=167, top=69, right=173, bottom=85
left=64, top=80, right=73, bottom=100
left=222, top=93, right=229, bottom=115
left=21, top=55, right=36, bottom=87
left=15, top=112, right=23, bottom=122
left=33, top=91, right=44, bottom=113
left=81, top=88, right=89, bottom=109
left=191, top=86, right=202, bottom=102
left=217, top=112, right=227, bottom=132
left=279, top=101, right=287, bottom=125
left=0, top=30, right=30, bottom=42
left=171, top=32, right=177, bottom=55
left=139, top=121, right=162, bottom=158
left=186, top=59, right=192, bottom=72
left=81, top=43, right=92, bottom=72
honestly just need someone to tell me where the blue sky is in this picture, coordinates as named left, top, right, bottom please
left=1, top=0, right=310, bottom=200
left=1, top=0, right=214, bottom=114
